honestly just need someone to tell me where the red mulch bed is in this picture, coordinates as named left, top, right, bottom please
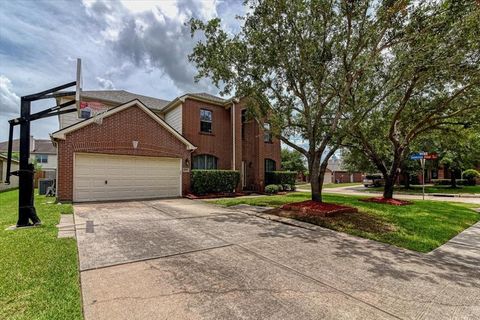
left=185, top=192, right=251, bottom=199
left=280, top=200, right=358, bottom=217
left=360, top=197, right=412, bottom=206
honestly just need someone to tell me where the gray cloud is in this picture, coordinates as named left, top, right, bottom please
left=84, top=0, right=227, bottom=94
left=0, top=75, right=20, bottom=116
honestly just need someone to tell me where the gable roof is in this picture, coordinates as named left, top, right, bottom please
left=0, top=138, right=56, bottom=154
left=80, top=90, right=171, bottom=112
left=162, top=92, right=236, bottom=113
left=51, top=99, right=196, bottom=150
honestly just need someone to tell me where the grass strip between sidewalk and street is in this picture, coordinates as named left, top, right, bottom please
left=210, top=192, right=480, bottom=253
left=0, top=189, right=82, bottom=320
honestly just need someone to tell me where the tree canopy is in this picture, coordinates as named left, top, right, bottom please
left=189, top=0, right=421, bottom=201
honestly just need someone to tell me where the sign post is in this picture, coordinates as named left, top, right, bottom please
left=410, top=151, right=437, bottom=201
left=420, top=158, right=425, bottom=200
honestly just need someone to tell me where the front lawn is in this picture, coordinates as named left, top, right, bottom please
left=210, top=193, right=480, bottom=252
left=0, top=190, right=82, bottom=320
left=362, top=185, right=480, bottom=194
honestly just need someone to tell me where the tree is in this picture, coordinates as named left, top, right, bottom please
left=281, top=148, right=307, bottom=173
left=416, top=125, right=480, bottom=188
left=189, top=0, right=414, bottom=202
left=345, top=0, right=480, bottom=198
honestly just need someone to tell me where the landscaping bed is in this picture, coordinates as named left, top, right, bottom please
left=360, top=197, right=412, bottom=206
left=281, top=200, right=357, bottom=216
left=186, top=192, right=252, bottom=199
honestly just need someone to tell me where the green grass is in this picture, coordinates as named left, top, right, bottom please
left=0, top=190, right=82, bottom=320
left=363, top=185, right=480, bottom=194
left=210, top=192, right=480, bottom=252
left=295, top=182, right=362, bottom=189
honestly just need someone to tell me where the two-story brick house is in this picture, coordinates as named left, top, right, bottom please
left=52, top=90, right=280, bottom=202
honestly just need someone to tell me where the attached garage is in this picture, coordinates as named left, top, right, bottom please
left=74, top=153, right=181, bottom=202
left=52, top=99, right=196, bottom=202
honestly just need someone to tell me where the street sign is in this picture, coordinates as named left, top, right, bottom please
left=424, top=153, right=438, bottom=160
left=410, top=155, right=423, bottom=160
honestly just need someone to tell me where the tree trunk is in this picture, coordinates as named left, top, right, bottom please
left=403, top=171, right=410, bottom=189
left=450, top=169, right=457, bottom=188
left=383, top=176, right=395, bottom=199
left=310, top=166, right=323, bottom=202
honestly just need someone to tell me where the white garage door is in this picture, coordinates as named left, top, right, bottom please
left=74, top=153, right=181, bottom=202
left=323, top=172, right=332, bottom=184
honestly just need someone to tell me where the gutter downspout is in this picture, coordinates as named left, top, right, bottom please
left=232, top=101, right=235, bottom=170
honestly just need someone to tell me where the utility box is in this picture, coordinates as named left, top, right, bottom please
left=39, top=179, right=54, bottom=195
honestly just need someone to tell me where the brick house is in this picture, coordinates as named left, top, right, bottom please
left=52, top=90, right=280, bottom=202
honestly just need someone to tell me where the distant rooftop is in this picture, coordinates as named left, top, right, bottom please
left=0, top=138, right=56, bottom=154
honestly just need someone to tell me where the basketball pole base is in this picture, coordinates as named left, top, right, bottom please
left=17, top=206, right=41, bottom=227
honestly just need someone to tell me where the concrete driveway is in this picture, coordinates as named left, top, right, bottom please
left=74, top=199, right=480, bottom=320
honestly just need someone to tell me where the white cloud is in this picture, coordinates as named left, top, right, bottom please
left=96, top=77, right=115, bottom=89
left=0, top=75, right=20, bottom=115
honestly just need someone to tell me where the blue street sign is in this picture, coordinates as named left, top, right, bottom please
left=410, top=154, right=423, bottom=160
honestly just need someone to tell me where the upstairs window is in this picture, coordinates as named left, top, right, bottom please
left=200, top=109, right=212, bottom=133
left=193, top=154, right=218, bottom=170
left=263, top=123, right=272, bottom=143
left=35, top=154, right=48, bottom=163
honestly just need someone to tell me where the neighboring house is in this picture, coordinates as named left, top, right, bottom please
left=0, top=137, right=57, bottom=180
left=325, top=158, right=364, bottom=184
left=0, top=154, right=19, bottom=191
left=52, top=90, right=281, bottom=202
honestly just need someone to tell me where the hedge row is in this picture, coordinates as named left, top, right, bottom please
left=191, top=170, right=240, bottom=195
left=432, top=179, right=467, bottom=186
left=265, top=171, right=296, bottom=186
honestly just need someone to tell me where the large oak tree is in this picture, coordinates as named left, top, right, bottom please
left=345, top=0, right=480, bottom=198
left=189, top=0, right=413, bottom=201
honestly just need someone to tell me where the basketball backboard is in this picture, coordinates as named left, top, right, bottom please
left=75, top=58, right=83, bottom=116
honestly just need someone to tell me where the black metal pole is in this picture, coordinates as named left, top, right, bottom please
left=17, top=97, right=41, bottom=227
left=5, top=121, right=14, bottom=184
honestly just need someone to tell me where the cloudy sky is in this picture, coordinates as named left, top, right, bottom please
left=0, top=0, right=245, bottom=141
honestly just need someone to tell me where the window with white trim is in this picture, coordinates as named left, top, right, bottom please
left=192, top=154, right=218, bottom=170
left=200, top=109, right=212, bottom=133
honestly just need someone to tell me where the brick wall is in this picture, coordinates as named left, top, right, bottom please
left=56, top=105, right=191, bottom=201
left=236, top=99, right=281, bottom=191
left=181, top=97, right=281, bottom=191
left=182, top=98, right=233, bottom=169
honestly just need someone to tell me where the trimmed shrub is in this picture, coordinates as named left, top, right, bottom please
left=265, top=171, right=296, bottom=186
left=265, top=184, right=279, bottom=194
left=191, top=170, right=240, bottom=195
left=432, top=179, right=451, bottom=185
left=463, top=169, right=480, bottom=186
